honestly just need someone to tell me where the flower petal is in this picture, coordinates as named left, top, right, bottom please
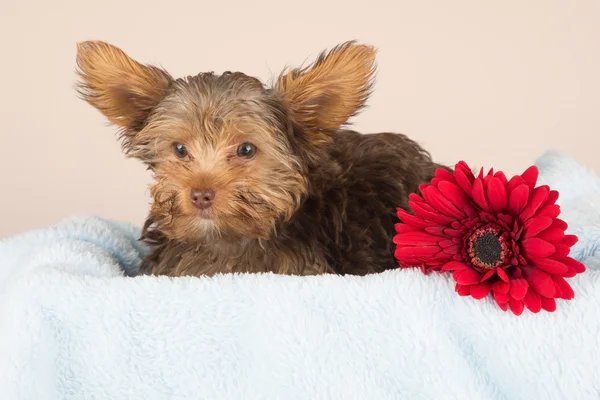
left=521, top=165, right=539, bottom=189
left=536, top=204, right=561, bottom=219
left=424, top=226, right=446, bottom=236
left=537, top=228, right=565, bottom=243
left=508, top=184, right=530, bottom=216
left=563, top=257, right=586, bottom=276
left=509, top=299, right=525, bottom=316
left=421, top=186, right=465, bottom=218
left=552, top=243, right=571, bottom=259
left=519, top=186, right=549, bottom=222
left=435, top=167, right=456, bottom=182
left=442, top=244, right=462, bottom=255
left=497, top=302, right=509, bottom=312
left=455, top=284, right=471, bottom=296
left=562, top=234, right=578, bottom=247
left=494, top=171, right=508, bottom=185
left=507, top=175, right=525, bottom=194
left=550, top=218, right=568, bottom=231
left=481, top=269, right=496, bottom=281
left=409, top=201, right=456, bottom=224
left=509, top=278, right=529, bottom=300
left=456, top=161, right=474, bottom=176
left=493, top=290, right=510, bottom=304
left=396, top=209, right=435, bottom=228
left=472, top=179, right=489, bottom=211
left=464, top=204, right=479, bottom=218
left=546, top=190, right=559, bottom=205
left=395, top=225, right=421, bottom=237
left=414, top=197, right=435, bottom=211
left=523, top=290, right=542, bottom=313
left=492, top=280, right=510, bottom=294
left=443, top=228, right=464, bottom=238
left=553, top=281, right=562, bottom=298
left=394, top=245, right=443, bottom=264
left=553, top=277, right=575, bottom=300
left=454, top=163, right=475, bottom=195
left=531, top=258, right=568, bottom=275
left=497, top=213, right=513, bottom=225
left=521, top=238, right=556, bottom=258
left=439, top=240, right=455, bottom=248
left=442, top=261, right=469, bottom=272
left=394, top=231, right=444, bottom=246
left=522, top=267, right=556, bottom=298
left=523, top=216, right=553, bottom=238
left=453, top=268, right=482, bottom=285
left=540, top=297, right=557, bottom=312
left=487, top=177, right=508, bottom=213
left=437, top=180, right=470, bottom=210
left=409, top=193, right=426, bottom=203
left=470, top=283, right=492, bottom=299
left=497, top=268, right=509, bottom=282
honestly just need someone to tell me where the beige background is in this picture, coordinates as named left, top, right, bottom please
left=0, top=0, right=598, bottom=238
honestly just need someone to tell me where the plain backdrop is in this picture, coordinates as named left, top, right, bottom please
left=1, top=0, right=599, bottom=237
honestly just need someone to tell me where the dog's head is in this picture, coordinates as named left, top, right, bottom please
left=76, top=41, right=376, bottom=241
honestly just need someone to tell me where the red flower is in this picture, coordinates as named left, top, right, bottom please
left=393, top=161, right=585, bottom=315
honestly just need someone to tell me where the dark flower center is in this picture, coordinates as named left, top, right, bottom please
left=467, top=225, right=509, bottom=269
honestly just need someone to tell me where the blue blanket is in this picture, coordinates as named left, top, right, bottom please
left=0, top=151, right=598, bottom=400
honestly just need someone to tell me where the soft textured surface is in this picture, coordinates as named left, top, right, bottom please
left=0, top=151, right=599, bottom=400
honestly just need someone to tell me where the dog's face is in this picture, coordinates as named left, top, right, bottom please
left=76, top=41, right=376, bottom=241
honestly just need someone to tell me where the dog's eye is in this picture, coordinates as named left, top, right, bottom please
left=236, top=143, right=257, bottom=159
left=173, top=143, right=188, bottom=158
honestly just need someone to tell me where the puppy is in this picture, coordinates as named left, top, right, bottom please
left=76, top=41, right=447, bottom=276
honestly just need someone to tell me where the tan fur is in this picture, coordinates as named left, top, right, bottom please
left=274, top=41, right=376, bottom=143
left=75, top=41, right=172, bottom=143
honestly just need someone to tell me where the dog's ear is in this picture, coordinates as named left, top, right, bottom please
left=274, top=41, right=376, bottom=142
left=76, top=41, right=172, bottom=133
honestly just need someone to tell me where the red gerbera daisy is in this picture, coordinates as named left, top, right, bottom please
left=393, top=161, right=586, bottom=315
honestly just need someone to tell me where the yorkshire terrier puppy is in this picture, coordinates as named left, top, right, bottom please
left=76, top=40, right=447, bottom=276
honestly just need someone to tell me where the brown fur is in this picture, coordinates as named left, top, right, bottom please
left=76, top=40, right=447, bottom=276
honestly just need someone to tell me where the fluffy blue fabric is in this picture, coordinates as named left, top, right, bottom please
left=0, top=151, right=598, bottom=399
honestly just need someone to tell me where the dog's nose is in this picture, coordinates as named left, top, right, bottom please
left=190, top=188, right=215, bottom=210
